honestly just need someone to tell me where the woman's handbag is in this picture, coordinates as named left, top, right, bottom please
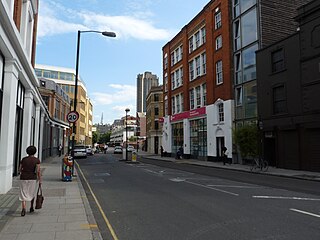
left=35, top=184, right=44, bottom=209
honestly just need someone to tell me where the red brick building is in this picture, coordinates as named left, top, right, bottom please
left=162, top=0, right=233, bottom=161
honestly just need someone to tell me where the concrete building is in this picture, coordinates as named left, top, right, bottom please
left=35, top=64, right=93, bottom=145
left=162, top=0, right=233, bottom=161
left=136, top=72, right=159, bottom=113
left=110, top=115, right=136, bottom=146
left=146, top=86, right=163, bottom=155
left=256, top=0, right=320, bottom=172
left=0, top=0, right=68, bottom=193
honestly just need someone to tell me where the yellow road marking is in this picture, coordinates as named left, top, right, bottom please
left=75, top=161, right=119, bottom=240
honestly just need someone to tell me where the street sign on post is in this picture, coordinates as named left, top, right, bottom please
left=67, top=111, right=79, bottom=123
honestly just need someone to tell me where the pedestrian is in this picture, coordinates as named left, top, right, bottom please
left=222, top=146, right=229, bottom=165
left=104, top=144, right=108, bottom=154
left=160, top=146, right=164, bottom=157
left=58, top=144, right=62, bottom=157
left=19, top=146, right=42, bottom=216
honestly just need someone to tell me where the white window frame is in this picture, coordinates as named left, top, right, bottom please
left=216, top=35, right=222, bottom=50
left=196, top=86, right=201, bottom=108
left=202, top=83, right=206, bottom=106
left=218, top=103, right=224, bottom=122
left=172, top=96, right=176, bottom=114
left=215, top=11, right=222, bottom=29
left=195, top=31, right=200, bottom=48
left=195, top=56, right=201, bottom=77
left=216, top=60, right=223, bottom=84
left=189, top=61, right=194, bottom=81
left=202, top=52, right=206, bottom=75
left=190, top=89, right=195, bottom=110
left=201, top=27, right=206, bottom=45
left=189, top=36, right=194, bottom=53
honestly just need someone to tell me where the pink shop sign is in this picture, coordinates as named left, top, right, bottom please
left=171, top=107, right=206, bottom=122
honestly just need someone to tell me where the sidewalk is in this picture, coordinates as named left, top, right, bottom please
left=137, top=151, right=320, bottom=182
left=0, top=156, right=102, bottom=240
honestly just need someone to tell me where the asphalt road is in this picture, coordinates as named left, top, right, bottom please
left=76, top=150, right=320, bottom=240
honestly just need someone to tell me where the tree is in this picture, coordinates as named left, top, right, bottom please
left=233, top=124, right=259, bottom=159
left=99, top=132, right=110, bottom=144
left=92, top=132, right=98, bottom=144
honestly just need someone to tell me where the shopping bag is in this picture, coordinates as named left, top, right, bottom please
left=35, top=184, right=44, bottom=209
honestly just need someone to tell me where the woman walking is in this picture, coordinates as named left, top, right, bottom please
left=19, top=146, right=42, bottom=216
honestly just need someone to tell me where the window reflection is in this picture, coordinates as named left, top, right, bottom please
left=241, top=8, right=257, bottom=47
left=242, top=43, right=258, bottom=82
left=240, top=0, right=256, bottom=13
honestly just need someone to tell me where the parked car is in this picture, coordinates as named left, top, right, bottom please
left=113, top=146, right=123, bottom=154
left=86, top=146, right=94, bottom=155
left=127, top=145, right=135, bottom=152
left=73, top=145, right=87, bottom=158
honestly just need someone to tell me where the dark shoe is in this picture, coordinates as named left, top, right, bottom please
left=30, top=207, right=34, bottom=213
left=21, top=208, right=26, bottom=216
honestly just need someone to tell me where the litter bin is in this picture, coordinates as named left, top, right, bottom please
left=132, top=150, right=137, bottom=162
left=62, top=155, right=73, bottom=181
left=122, top=148, right=132, bottom=161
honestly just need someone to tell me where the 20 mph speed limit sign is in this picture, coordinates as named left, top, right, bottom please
left=67, top=111, right=79, bottom=123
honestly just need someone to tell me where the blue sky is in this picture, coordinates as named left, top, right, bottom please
left=36, top=0, right=210, bottom=124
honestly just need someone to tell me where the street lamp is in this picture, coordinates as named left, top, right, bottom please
left=71, top=30, right=116, bottom=170
left=125, top=108, right=130, bottom=161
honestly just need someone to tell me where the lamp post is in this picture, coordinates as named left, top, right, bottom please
left=125, top=108, right=130, bottom=161
left=71, top=30, right=116, bottom=171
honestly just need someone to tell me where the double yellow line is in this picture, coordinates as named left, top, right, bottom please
left=75, top=161, right=119, bottom=240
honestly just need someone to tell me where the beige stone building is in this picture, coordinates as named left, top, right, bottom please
left=35, top=64, right=93, bottom=145
left=146, top=86, right=163, bottom=154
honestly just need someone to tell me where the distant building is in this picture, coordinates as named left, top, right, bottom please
left=35, top=64, right=93, bottom=145
left=94, top=123, right=111, bottom=134
left=146, top=86, right=163, bottom=154
left=136, top=72, right=159, bottom=113
left=256, top=0, right=320, bottom=172
left=110, top=115, right=136, bottom=146
left=38, top=78, right=70, bottom=158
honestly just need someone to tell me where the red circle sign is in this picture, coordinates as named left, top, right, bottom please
left=67, top=111, right=79, bottom=123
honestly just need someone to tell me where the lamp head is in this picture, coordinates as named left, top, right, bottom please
left=125, top=108, right=130, bottom=113
left=102, top=31, right=116, bottom=37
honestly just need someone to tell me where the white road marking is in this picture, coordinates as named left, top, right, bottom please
left=290, top=208, right=320, bottom=218
left=169, top=178, right=186, bottom=182
left=207, top=185, right=262, bottom=189
left=253, top=196, right=320, bottom=201
left=143, top=169, right=162, bottom=175
left=185, top=180, right=239, bottom=196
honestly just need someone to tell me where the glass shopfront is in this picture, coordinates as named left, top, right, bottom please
left=0, top=53, right=4, bottom=136
left=172, top=122, right=183, bottom=154
left=190, top=118, right=207, bottom=158
left=13, top=81, right=25, bottom=176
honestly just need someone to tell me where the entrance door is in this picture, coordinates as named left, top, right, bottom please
left=154, top=136, right=159, bottom=154
left=216, top=137, right=225, bottom=158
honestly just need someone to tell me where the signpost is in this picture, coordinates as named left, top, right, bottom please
left=67, top=111, right=79, bottom=123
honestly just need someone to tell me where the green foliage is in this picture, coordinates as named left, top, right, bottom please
left=92, top=132, right=98, bottom=144
left=99, top=132, right=110, bottom=143
left=233, top=124, right=259, bottom=158
left=129, top=136, right=137, bottom=142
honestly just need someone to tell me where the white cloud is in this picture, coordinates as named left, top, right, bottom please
left=92, top=84, right=136, bottom=106
left=37, top=1, right=173, bottom=41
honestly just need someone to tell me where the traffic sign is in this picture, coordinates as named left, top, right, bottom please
left=67, top=111, right=79, bottom=123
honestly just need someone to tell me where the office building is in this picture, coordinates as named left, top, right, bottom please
left=136, top=72, right=159, bottom=113
left=35, top=64, right=93, bottom=145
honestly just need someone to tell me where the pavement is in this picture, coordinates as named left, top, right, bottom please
left=0, top=156, right=102, bottom=240
left=0, top=151, right=319, bottom=240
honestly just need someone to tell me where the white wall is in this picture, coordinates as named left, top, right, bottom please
left=161, top=116, right=172, bottom=153
left=206, top=99, right=234, bottom=158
